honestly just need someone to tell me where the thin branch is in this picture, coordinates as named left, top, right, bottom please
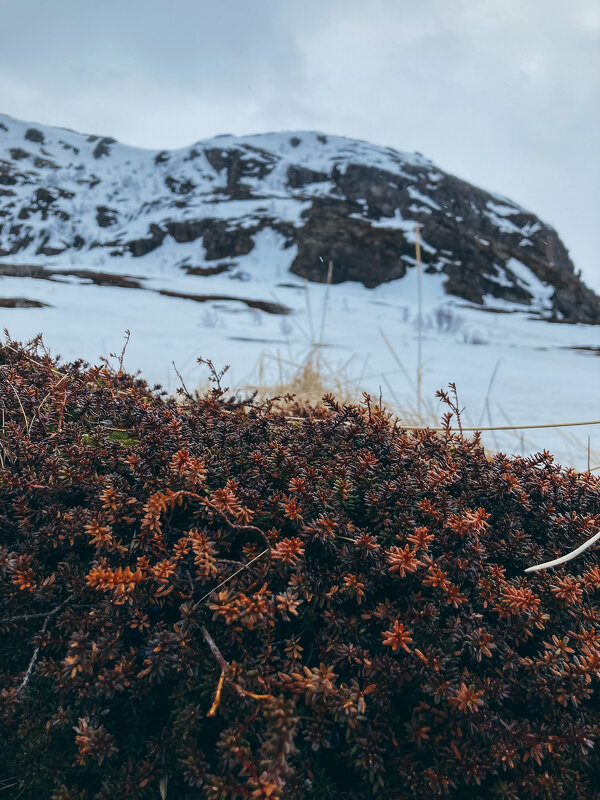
left=275, top=416, right=600, bottom=433
left=195, top=548, right=270, bottom=606
left=10, top=385, right=30, bottom=433
left=1, top=609, right=59, bottom=625
left=318, top=260, right=333, bottom=347
left=205, top=501, right=272, bottom=564
left=207, top=669, right=225, bottom=718
left=115, top=329, right=131, bottom=376
left=201, top=625, right=228, bottom=671
left=196, top=357, right=230, bottom=394
left=1, top=599, right=87, bottom=626
left=201, top=625, right=271, bottom=717
left=478, top=358, right=501, bottom=428
left=1, top=338, right=68, bottom=379
left=525, top=528, right=600, bottom=573
left=378, top=327, right=416, bottom=393
left=15, top=595, right=73, bottom=696
left=172, top=361, right=195, bottom=402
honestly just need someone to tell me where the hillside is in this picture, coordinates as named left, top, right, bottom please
left=0, top=114, right=599, bottom=472
left=0, top=112, right=598, bottom=323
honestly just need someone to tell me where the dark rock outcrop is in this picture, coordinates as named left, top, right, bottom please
left=24, top=127, right=44, bottom=143
left=286, top=165, right=328, bottom=189
left=126, top=224, right=166, bottom=257
left=96, top=206, right=119, bottom=228
left=92, top=137, right=116, bottom=159
left=290, top=199, right=410, bottom=287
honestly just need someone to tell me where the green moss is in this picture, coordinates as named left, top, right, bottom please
left=108, top=430, right=138, bottom=447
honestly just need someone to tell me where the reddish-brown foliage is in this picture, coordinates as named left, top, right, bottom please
left=1, top=337, right=600, bottom=799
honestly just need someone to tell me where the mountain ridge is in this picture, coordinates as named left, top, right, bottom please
left=0, top=112, right=599, bottom=323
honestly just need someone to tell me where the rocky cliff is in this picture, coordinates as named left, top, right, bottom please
left=1, top=114, right=598, bottom=323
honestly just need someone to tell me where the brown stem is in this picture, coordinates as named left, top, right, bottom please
left=195, top=548, right=269, bottom=607
left=201, top=625, right=271, bottom=716
left=1, top=610, right=57, bottom=625
left=206, top=501, right=271, bottom=562
left=207, top=669, right=225, bottom=718
left=203, top=501, right=272, bottom=596
left=15, top=595, right=73, bottom=696
left=201, top=625, right=228, bottom=671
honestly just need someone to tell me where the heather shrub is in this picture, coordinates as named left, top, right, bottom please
left=1, top=337, right=600, bottom=799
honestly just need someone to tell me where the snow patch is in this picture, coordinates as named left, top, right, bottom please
left=505, top=257, right=554, bottom=311
left=407, top=186, right=442, bottom=211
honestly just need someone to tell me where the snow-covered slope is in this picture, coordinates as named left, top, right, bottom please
left=1, top=112, right=599, bottom=322
left=0, top=113, right=598, bottom=469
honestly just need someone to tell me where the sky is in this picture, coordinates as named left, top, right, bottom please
left=1, top=0, right=599, bottom=291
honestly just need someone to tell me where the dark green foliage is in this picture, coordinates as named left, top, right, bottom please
left=1, top=336, right=600, bottom=799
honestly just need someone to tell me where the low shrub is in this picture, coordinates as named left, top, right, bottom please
left=1, top=337, right=600, bottom=799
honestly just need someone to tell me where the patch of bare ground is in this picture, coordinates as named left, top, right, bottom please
left=55, top=270, right=144, bottom=289
left=158, top=289, right=290, bottom=315
left=0, top=263, right=143, bottom=289
left=0, top=263, right=288, bottom=313
left=0, top=297, right=50, bottom=308
left=183, top=264, right=233, bottom=276
left=564, top=345, right=600, bottom=356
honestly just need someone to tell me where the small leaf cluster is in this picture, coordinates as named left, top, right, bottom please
left=1, top=337, right=600, bottom=799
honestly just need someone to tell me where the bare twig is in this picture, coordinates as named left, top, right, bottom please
left=195, top=548, right=270, bottom=606
left=525, top=528, right=600, bottom=573
left=1, top=609, right=60, bottom=625
left=10, top=385, right=30, bottom=433
left=318, top=260, right=333, bottom=347
left=1, top=338, right=67, bottom=379
left=449, top=383, right=463, bottom=435
left=280, top=415, right=600, bottom=433
left=201, top=625, right=271, bottom=717
left=588, top=437, right=591, bottom=472
left=16, top=595, right=73, bottom=696
left=115, top=329, right=131, bottom=377
left=197, top=357, right=229, bottom=394
left=207, top=669, right=225, bottom=718
left=378, top=328, right=416, bottom=392
left=415, top=224, right=423, bottom=416
left=304, top=279, right=315, bottom=344
left=172, top=361, right=195, bottom=402
left=478, top=358, right=501, bottom=427
left=204, top=502, right=271, bottom=564
left=201, top=625, right=229, bottom=671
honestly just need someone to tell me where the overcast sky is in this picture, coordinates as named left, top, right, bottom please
left=1, top=0, right=598, bottom=290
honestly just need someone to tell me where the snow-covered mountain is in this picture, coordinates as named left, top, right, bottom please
left=0, top=113, right=598, bottom=470
left=1, top=112, right=598, bottom=322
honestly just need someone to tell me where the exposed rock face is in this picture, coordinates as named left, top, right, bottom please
left=292, top=200, right=410, bottom=287
left=0, top=114, right=598, bottom=323
left=24, top=127, right=44, bottom=143
left=288, top=163, right=596, bottom=322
